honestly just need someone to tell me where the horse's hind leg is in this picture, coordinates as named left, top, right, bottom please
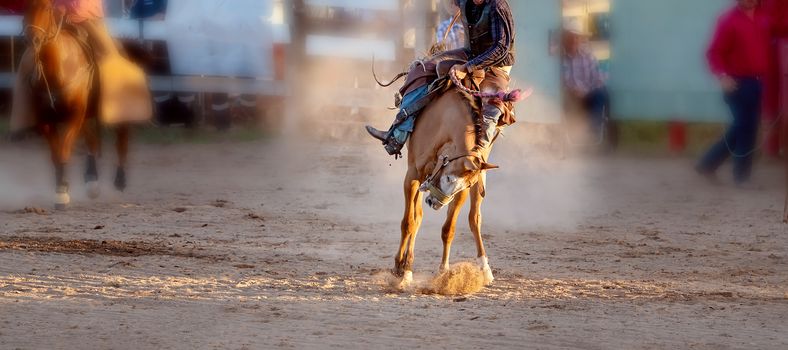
left=440, top=189, right=468, bottom=272
left=395, top=170, right=423, bottom=286
left=469, top=182, right=493, bottom=284
left=114, top=124, right=129, bottom=191
left=83, top=117, right=101, bottom=198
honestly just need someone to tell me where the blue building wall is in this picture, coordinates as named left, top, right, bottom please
left=609, top=0, right=730, bottom=122
left=510, top=0, right=563, bottom=123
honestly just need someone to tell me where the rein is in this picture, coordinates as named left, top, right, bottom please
left=440, top=11, right=462, bottom=46
left=449, top=66, right=530, bottom=103
left=25, top=5, right=65, bottom=109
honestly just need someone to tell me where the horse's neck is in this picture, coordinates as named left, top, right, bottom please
left=412, top=92, right=475, bottom=172
left=38, top=42, right=64, bottom=76
left=440, top=94, right=476, bottom=154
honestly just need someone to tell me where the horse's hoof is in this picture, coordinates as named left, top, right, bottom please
left=398, top=271, right=413, bottom=289
left=478, top=256, right=494, bottom=286
left=86, top=181, right=100, bottom=199
left=482, top=266, right=494, bottom=286
left=114, top=168, right=126, bottom=192
left=54, top=192, right=70, bottom=211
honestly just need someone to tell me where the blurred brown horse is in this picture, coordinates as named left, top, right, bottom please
left=23, top=0, right=131, bottom=209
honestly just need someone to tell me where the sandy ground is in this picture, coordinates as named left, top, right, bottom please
left=0, top=134, right=786, bottom=350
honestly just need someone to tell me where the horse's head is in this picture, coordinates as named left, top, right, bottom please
left=23, top=0, right=58, bottom=51
left=421, top=154, right=498, bottom=210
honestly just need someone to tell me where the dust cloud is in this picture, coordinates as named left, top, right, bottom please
left=275, top=38, right=598, bottom=232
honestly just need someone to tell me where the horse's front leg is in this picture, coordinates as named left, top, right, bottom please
left=469, top=181, right=493, bottom=285
left=440, top=189, right=468, bottom=272
left=53, top=109, right=87, bottom=209
left=41, top=124, right=69, bottom=210
left=395, top=170, right=423, bottom=287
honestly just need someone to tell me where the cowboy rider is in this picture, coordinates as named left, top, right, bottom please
left=11, top=0, right=139, bottom=134
left=366, top=0, right=516, bottom=156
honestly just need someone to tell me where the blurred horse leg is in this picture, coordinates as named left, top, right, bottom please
left=41, top=124, right=69, bottom=210
left=114, top=124, right=129, bottom=191
left=83, top=117, right=101, bottom=198
left=440, top=189, right=468, bottom=272
left=395, top=168, right=423, bottom=286
left=469, top=181, right=494, bottom=284
left=55, top=107, right=88, bottom=208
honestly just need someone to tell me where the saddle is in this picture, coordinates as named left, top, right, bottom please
left=395, top=57, right=516, bottom=128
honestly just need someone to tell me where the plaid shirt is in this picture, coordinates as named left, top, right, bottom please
left=462, top=0, right=516, bottom=71
left=436, top=18, right=466, bottom=51
left=562, top=49, right=606, bottom=96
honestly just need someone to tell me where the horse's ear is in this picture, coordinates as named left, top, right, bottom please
left=480, top=162, right=499, bottom=171
left=463, top=157, right=480, bottom=171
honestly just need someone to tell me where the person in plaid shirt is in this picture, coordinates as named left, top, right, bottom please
left=366, top=0, right=516, bottom=156
left=436, top=0, right=465, bottom=51
left=562, top=20, right=609, bottom=133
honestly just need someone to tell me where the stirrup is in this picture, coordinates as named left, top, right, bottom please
left=384, top=139, right=405, bottom=157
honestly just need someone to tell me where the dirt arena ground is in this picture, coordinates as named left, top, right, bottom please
left=0, top=134, right=786, bottom=349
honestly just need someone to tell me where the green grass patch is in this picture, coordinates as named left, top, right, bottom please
left=614, top=119, right=726, bottom=156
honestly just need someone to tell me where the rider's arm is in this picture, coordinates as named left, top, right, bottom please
left=464, top=10, right=512, bottom=72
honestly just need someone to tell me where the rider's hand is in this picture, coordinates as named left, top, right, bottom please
left=719, top=75, right=737, bottom=93
left=452, top=64, right=468, bottom=80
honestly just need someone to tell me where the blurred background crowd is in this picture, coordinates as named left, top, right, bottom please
left=0, top=0, right=784, bottom=171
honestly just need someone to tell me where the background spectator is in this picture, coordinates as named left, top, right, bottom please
left=562, top=19, right=609, bottom=134
left=435, top=0, right=465, bottom=51
left=697, top=0, right=770, bottom=186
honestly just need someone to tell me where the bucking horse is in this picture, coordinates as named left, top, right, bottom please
left=376, top=59, right=530, bottom=288
left=20, top=0, right=151, bottom=209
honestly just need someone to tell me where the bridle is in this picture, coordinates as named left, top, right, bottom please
left=420, top=153, right=480, bottom=207
left=24, top=2, right=64, bottom=51
left=23, top=2, right=65, bottom=109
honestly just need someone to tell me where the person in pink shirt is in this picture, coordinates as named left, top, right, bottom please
left=52, top=0, right=118, bottom=57
left=697, top=0, right=771, bottom=186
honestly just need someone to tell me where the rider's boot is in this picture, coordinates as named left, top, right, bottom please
left=365, top=126, right=389, bottom=142
left=473, top=104, right=503, bottom=153
left=365, top=85, right=431, bottom=156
